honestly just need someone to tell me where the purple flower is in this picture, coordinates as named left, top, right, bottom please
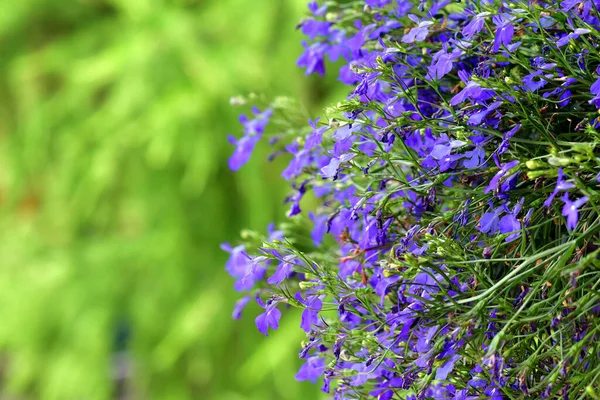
left=301, top=19, right=331, bottom=40
left=462, top=12, right=490, bottom=40
left=484, top=156, right=519, bottom=194
left=365, top=0, right=391, bottom=7
left=497, top=124, right=520, bottom=155
left=450, top=80, right=495, bottom=106
left=297, top=41, right=327, bottom=76
left=402, top=16, right=433, bottom=43
left=255, top=296, right=282, bottom=336
left=296, top=356, right=326, bottom=383
left=499, top=214, right=521, bottom=242
left=309, top=211, right=328, bottom=246
left=267, top=255, right=296, bottom=286
left=492, top=14, right=515, bottom=53
left=305, top=118, right=327, bottom=150
left=228, top=108, right=273, bottom=171
left=479, top=206, right=503, bottom=234
left=436, top=354, right=461, bottom=381
left=544, top=168, right=575, bottom=207
left=221, top=243, right=266, bottom=291
left=232, top=296, right=251, bottom=320
left=589, top=76, right=600, bottom=107
left=557, top=28, right=591, bottom=47
left=296, top=292, right=323, bottom=333
left=425, top=50, right=455, bottom=80
left=320, top=153, right=355, bottom=179
left=468, top=101, right=501, bottom=126
left=561, top=194, right=588, bottom=230
left=307, top=1, right=327, bottom=16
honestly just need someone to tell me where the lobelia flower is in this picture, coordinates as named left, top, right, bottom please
left=267, top=255, right=296, bottom=286
left=479, top=205, right=504, bottom=234
left=320, top=153, right=356, bottom=180
left=450, top=76, right=495, bottom=106
left=296, top=355, right=326, bottom=383
left=226, top=1, right=600, bottom=397
left=228, top=107, right=273, bottom=170
left=492, top=14, right=515, bottom=53
left=544, top=168, right=575, bottom=207
left=484, top=155, right=519, bottom=194
left=295, top=291, right=323, bottom=333
left=232, top=296, right=251, bottom=320
left=561, top=193, right=588, bottom=230
left=557, top=28, right=591, bottom=47
left=589, top=75, right=600, bottom=108
left=425, top=49, right=456, bottom=80
left=402, top=15, right=434, bottom=43
left=467, top=101, right=502, bottom=126
left=300, top=19, right=332, bottom=40
left=462, top=12, right=490, bottom=40
left=297, top=41, right=328, bottom=76
left=255, top=295, right=283, bottom=336
left=307, top=1, right=327, bottom=16
left=499, top=199, right=523, bottom=242
left=497, top=124, right=520, bottom=155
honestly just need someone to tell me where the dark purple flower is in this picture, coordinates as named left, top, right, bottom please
left=497, top=124, right=520, bottom=155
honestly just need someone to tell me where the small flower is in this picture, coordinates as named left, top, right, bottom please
left=462, top=12, right=490, bottom=40
left=232, top=296, right=251, bottom=320
left=492, top=14, right=515, bottom=53
left=295, top=356, right=326, bottom=383
left=402, top=15, right=433, bottom=43
left=484, top=155, right=519, bottom=194
left=295, top=292, right=323, bottom=333
left=255, top=296, right=283, bottom=336
left=557, top=28, right=591, bottom=47
left=267, top=255, right=296, bottom=286
left=320, top=153, right=355, bottom=179
left=228, top=108, right=273, bottom=171
left=543, top=168, right=575, bottom=207
left=561, top=193, right=588, bottom=230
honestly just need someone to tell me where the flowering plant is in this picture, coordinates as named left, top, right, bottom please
left=224, top=0, right=600, bottom=398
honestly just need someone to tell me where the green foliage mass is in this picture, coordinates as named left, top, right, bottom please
left=0, top=0, right=333, bottom=399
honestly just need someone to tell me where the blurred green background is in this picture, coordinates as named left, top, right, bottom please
left=0, top=0, right=339, bottom=399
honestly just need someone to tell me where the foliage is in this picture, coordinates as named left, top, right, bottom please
left=227, top=0, right=600, bottom=398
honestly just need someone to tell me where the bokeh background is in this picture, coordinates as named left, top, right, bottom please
left=0, top=0, right=341, bottom=399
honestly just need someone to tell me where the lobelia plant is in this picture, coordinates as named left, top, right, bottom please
left=223, top=0, right=600, bottom=398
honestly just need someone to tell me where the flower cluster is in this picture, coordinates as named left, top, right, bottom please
left=225, top=0, right=600, bottom=398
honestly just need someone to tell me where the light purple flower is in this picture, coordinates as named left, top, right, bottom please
left=561, top=194, right=588, bottom=230
left=255, top=296, right=282, bottom=336
left=544, top=168, right=575, bottom=207
left=402, top=15, right=433, bottom=43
